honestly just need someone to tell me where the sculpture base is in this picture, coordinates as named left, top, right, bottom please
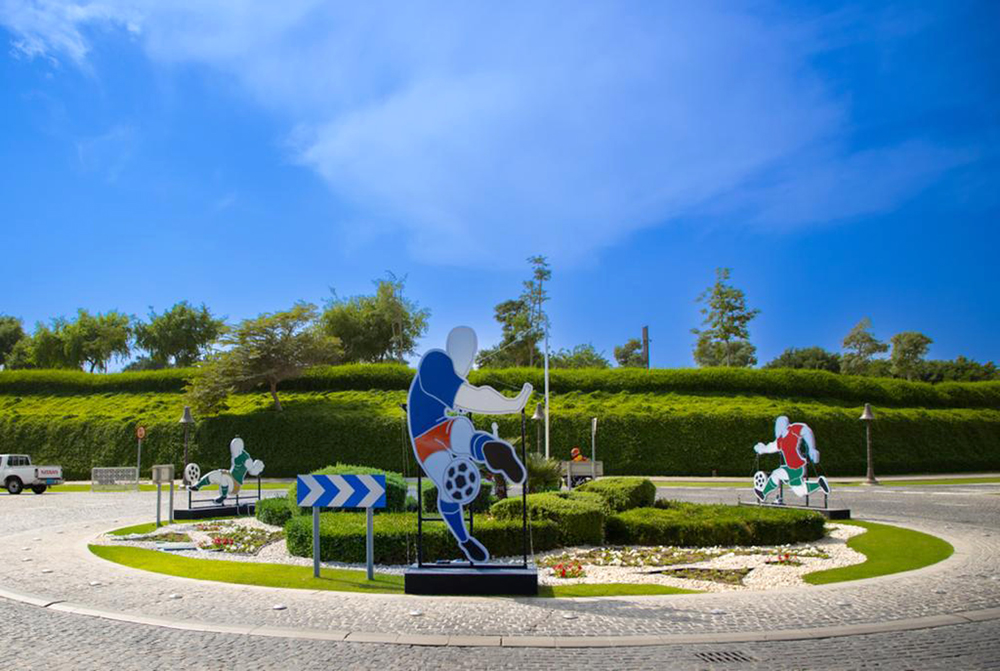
left=739, top=500, right=851, bottom=520
left=404, top=564, right=538, bottom=596
left=174, top=502, right=256, bottom=520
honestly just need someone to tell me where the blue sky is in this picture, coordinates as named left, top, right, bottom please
left=1, top=1, right=997, bottom=368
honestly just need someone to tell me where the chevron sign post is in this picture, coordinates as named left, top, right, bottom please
left=297, top=474, right=387, bottom=579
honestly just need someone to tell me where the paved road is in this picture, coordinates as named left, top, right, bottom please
left=1, top=483, right=999, bottom=669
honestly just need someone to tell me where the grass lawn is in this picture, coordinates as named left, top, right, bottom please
left=883, top=477, right=1000, bottom=486
left=803, top=520, right=953, bottom=585
left=52, top=483, right=292, bottom=493
left=90, top=544, right=701, bottom=598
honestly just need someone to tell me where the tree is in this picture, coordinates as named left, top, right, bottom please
left=477, top=257, right=551, bottom=369
left=0, top=316, right=26, bottom=368
left=693, top=331, right=758, bottom=367
left=614, top=339, right=646, bottom=368
left=764, top=347, right=841, bottom=373
left=4, top=337, right=36, bottom=369
left=321, top=274, right=429, bottom=363
left=135, top=302, right=226, bottom=367
left=476, top=299, right=542, bottom=368
left=61, top=310, right=133, bottom=373
left=186, top=303, right=341, bottom=413
left=920, top=357, right=998, bottom=383
left=890, top=331, right=933, bottom=381
left=691, top=267, right=760, bottom=367
left=549, top=344, right=611, bottom=369
left=522, top=256, right=551, bottom=367
left=841, top=318, right=888, bottom=375
left=30, top=321, right=75, bottom=369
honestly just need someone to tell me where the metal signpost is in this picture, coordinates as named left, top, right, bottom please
left=135, top=425, right=146, bottom=491
left=151, top=464, right=175, bottom=527
left=296, top=474, right=387, bottom=579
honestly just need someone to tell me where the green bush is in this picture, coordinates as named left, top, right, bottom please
left=606, top=503, right=825, bottom=547
left=525, top=452, right=564, bottom=493
left=421, top=480, right=495, bottom=514
left=287, top=464, right=408, bottom=514
left=285, top=511, right=560, bottom=564
left=576, top=477, right=656, bottom=512
left=490, top=492, right=605, bottom=546
left=255, top=495, right=295, bottom=527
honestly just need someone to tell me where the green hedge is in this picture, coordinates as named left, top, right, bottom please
left=490, top=492, right=606, bottom=546
left=287, top=464, right=408, bottom=513
left=3, top=365, right=999, bottom=408
left=285, top=512, right=560, bottom=564
left=421, top=480, right=495, bottom=514
left=606, top=503, right=825, bottom=547
left=255, top=495, right=295, bottom=527
left=576, top=477, right=656, bottom=512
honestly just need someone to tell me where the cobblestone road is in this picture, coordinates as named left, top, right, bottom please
left=1, top=483, right=998, bottom=669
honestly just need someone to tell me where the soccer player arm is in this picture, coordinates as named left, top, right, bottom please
left=454, top=382, right=533, bottom=415
left=754, top=440, right=778, bottom=455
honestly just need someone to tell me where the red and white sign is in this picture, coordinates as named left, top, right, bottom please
left=136, top=426, right=146, bottom=440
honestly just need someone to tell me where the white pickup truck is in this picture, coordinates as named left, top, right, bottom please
left=1, top=454, right=64, bottom=494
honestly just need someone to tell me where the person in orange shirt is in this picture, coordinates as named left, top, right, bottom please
left=570, top=447, right=588, bottom=462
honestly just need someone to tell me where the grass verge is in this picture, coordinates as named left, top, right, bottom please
left=803, top=520, right=953, bottom=585
left=51, top=483, right=291, bottom=493
left=89, top=545, right=701, bottom=598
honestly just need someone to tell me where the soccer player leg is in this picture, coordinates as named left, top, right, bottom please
left=450, top=415, right=526, bottom=486
left=761, top=467, right=788, bottom=498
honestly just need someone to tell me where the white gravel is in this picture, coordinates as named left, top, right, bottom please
left=96, top=519, right=867, bottom=592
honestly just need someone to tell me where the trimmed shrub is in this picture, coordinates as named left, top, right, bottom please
left=288, top=464, right=408, bottom=514
left=285, top=511, right=560, bottom=564
left=576, top=477, right=656, bottom=512
left=525, top=452, right=564, bottom=493
left=606, top=503, right=825, bottom=547
left=255, top=495, right=295, bottom=527
left=490, top=492, right=605, bottom=546
left=421, top=480, right=495, bottom=514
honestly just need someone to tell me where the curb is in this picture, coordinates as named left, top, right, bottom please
left=2, top=585, right=998, bottom=648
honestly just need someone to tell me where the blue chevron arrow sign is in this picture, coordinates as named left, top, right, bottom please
left=296, top=474, right=387, bottom=509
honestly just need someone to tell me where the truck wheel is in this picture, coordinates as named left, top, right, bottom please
left=6, top=477, right=23, bottom=495
left=31, top=485, right=47, bottom=495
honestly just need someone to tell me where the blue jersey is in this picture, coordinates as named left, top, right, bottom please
left=408, top=350, right=464, bottom=437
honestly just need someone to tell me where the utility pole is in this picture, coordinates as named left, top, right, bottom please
left=641, top=326, right=650, bottom=369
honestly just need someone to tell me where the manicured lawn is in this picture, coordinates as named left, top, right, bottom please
left=108, top=522, right=160, bottom=536
left=883, top=477, right=1000, bottom=486
left=803, top=520, right=953, bottom=585
left=90, top=545, right=406, bottom=594
left=51, top=482, right=292, bottom=493
left=90, top=545, right=702, bottom=598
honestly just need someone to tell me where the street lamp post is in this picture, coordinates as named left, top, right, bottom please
left=860, top=403, right=878, bottom=485
left=178, top=406, right=195, bottom=486
left=531, top=402, right=545, bottom=454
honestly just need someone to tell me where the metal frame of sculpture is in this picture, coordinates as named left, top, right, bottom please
left=407, top=326, right=532, bottom=566
left=186, top=436, right=265, bottom=508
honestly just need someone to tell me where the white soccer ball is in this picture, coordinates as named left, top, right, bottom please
left=753, top=470, right=767, bottom=491
left=443, top=457, right=481, bottom=505
left=184, top=463, right=201, bottom=484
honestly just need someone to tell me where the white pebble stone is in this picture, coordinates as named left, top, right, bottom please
left=409, top=610, right=423, bottom=617
left=41, top=569, right=53, bottom=574
left=710, top=609, right=725, bottom=615
left=21, top=547, right=30, bottom=551
left=168, top=594, right=182, bottom=600
left=33, top=538, right=41, bottom=541
left=562, top=613, right=578, bottom=620
left=21, top=558, right=31, bottom=562
left=272, top=604, right=287, bottom=611
left=934, top=590, right=946, bottom=595
left=89, top=581, right=101, bottom=586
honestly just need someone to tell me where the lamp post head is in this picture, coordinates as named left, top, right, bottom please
left=178, top=406, right=195, bottom=425
left=860, top=403, right=875, bottom=422
left=531, top=402, right=545, bottom=422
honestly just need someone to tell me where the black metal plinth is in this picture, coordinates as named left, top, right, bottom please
left=174, top=502, right=256, bottom=520
left=404, top=565, right=538, bottom=595
left=739, top=501, right=851, bottom=520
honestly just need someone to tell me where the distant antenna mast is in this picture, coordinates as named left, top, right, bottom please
left=641, top=326, right=650, bottom=369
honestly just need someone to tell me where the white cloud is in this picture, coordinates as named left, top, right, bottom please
left=0, top=1, right=970, bottom=265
